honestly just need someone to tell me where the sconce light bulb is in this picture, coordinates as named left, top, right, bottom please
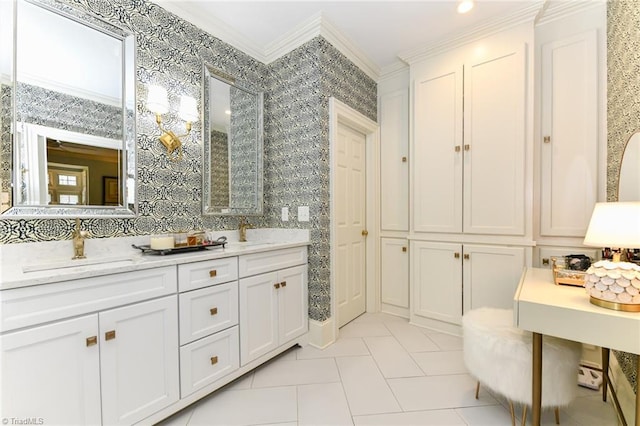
left=147, top=85, right=169, bottom=114
left=179, top=95, right=199, bottom=123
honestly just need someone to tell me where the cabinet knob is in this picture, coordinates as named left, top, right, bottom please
left=274, top=283, right=281, bottom=289
left=362, top=230, right=369, bottom=237
left=209, top=270, right=217, bottom=278
left=454, top=252, right=460, bottom=259
left=210, top=307, right=218, bottom=316
left=464, top=144, right=470, bottom=151
left=402, top=156, right=407, bottom=162
left=542, top=258, right=550, bottom=265
left=402, top=246, right=407, bottom=252
left=210, top=356, right=218, bottom=365
left=455, top=146, right=461, bottom=153
left=281, top=281, right=287, bottom=288
left=105, top=330, right=116, bottom=341
left=544, top=136, right=551, bottom=144
left=464, top=254, right=470, bottom=260
left=86, top=336, right=97, bottom=347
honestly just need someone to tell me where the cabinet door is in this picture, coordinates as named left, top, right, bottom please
left=0, top=315, right=101, bottom=425
left=99, top=295, right=179, bottom=425
left=277, top=265, right=308, bottom=345
left=411, top=241, right=462, bottom=325
left=380, top=89, right=409, bottom=231
left=412, top=62, right=463, bottom=233
left=462, top=245, right=525, bottom=313
left=381, top=238, right=409, bottom=309
left=463, top=45, right=526, bottom=236
left=239, top=271, right=279, bottom=365
left=540, top=31, right=598, bottom=237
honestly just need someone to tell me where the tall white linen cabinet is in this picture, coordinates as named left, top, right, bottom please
left=378, top=3, right=606, bottom=333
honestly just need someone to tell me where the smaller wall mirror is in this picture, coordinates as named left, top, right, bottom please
left=618, top=131, right=640, bottom=202
left=202, top=65, right=263, bottom=216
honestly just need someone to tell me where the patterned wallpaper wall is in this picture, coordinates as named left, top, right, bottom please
left=0, top=0, right=377, bottom=323
left=607, top=0, right=640, bottom=393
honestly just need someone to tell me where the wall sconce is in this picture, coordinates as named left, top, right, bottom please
left=147, top=85, right=199, bottom=161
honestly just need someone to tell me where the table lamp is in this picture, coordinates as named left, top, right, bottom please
left=583, top=202, right=640, bottom=311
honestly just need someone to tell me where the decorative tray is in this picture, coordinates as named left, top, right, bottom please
left=132, top=240, right=226, bottom=255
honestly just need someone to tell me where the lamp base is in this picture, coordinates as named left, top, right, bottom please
left=590, top=296, right=640, bottom=312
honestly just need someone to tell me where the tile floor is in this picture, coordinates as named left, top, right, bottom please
left=158, top=313, right=619, bottom=426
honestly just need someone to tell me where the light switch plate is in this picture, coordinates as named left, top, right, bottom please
left=281, top=207, right=289, bottom=221
left=298, top=206, right=309, bottom=222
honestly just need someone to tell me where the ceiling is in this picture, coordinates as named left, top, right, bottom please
left=152, top=0, right=543, bottom=78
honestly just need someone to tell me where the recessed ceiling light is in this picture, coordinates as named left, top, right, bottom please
left=458, top=0, right=474, bottom=14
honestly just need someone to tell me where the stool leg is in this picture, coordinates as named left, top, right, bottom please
left=475, top=381, right=480, bottom=399
left=508, top=401, right=515, bottom=426
left=554, top=407, right=560, bottom=424
left=521, top=405, right=527, bottom=426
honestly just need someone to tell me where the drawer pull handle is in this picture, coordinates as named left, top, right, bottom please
left=542, top=258, right=550, bottom=265
left=402, top=247, right=407, bottom=252
left=274, top=283, right=281, bottom=289
left=210, top=307, right=218, bottom=316
left=281, top=281, right=287, bottom=288
left=464, top=254, right=470, bottom=260
left=210, top=356, right=218, bottom=365
left=105, top=330, right=116, bottom=341
left=209, top=270, right=217, bottom=278
left=86, top=336, right=97, bottom=347
left=454, top=252, right=460, bottom=259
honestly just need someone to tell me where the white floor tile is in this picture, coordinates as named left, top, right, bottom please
left=252, top=357, right=340, bottom=388
left=353, top=409, right=466, bottom=425
left=336, top=355, right=401, bottom=415
left=296, top=338, right=370, bottom=359
left=222, top=371, right=254, bottom=391
left=353, top=312, right=407, bottom=324
left=298, top=382, right=353, bottom=426
left=456, top=405, right=514, bottom=426
left=422, top=331, right=464, bottom=351
left=188, top=386, right=297, bottom=426
left=383, top=321, right=441, bottom=353
left=339, top=321, right=391, bottom=338
left=557, top=395, right=619, bottom=426
left=412, top=350, right=468, bottom=376
left=387, top=374, right=497, bottom=411
left=363, top=336, right=424, bottom=378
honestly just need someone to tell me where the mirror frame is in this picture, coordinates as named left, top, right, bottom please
left=1, top=0, right=137, bottom=218
left=201, top=64, right=263, bottom=216
left=617, top=130, right=640, bottom=202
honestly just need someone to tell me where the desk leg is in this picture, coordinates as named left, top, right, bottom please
left=533, top=332, right=542, bottom=426
left=602, top=347, right=610, bottom=402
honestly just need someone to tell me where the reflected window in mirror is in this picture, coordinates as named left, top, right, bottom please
left=618, top=132, right=640, bottom=202
left=202, top=65, right=263, bottom=216
left=1, top=0, right=136, bottom=217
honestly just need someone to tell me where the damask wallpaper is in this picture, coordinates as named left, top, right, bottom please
left=0, top=0, right=377, bottom=323
left=607, top=0, right=640, bottom=393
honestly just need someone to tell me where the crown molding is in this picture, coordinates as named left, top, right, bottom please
left=379, top=61, right=409, bottom=81
left=535, top=0, right=605, bottom=26
left=398, top=2, right=543, bottom=65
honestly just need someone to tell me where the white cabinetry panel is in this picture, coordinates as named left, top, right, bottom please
left=178, top=257, right=238, bottom=292
left=239, top=271, right=279, bottom=364
left=0, top=315, right=102, bottom=425
left=540, top=30, right=598, bottom=237
left=381, top=238, right=409, bottom=309
left=380, top=89, right=409, bottom=231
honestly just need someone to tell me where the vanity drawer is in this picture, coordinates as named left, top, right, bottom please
left=179, top=326, right=239, bottom=397
left=0, top=266, right=177, bottom=332
left=179, top=282, right=239, bottom=345
left=178, top=257, right=238, bottom=292
left=238, top=246, right=307, bottom=278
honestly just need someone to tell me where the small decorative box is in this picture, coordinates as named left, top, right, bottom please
left=552, top=257, right=587, bottom=287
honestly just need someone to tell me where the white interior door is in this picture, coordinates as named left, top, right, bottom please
left=336, top=122, right=367, bottom=327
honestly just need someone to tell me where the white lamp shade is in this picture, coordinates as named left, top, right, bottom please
left=147, top=85, right=169, bottom=114
left=179, top=95, right=199, bottom=122
left=583, top=202, right=640, bottom=248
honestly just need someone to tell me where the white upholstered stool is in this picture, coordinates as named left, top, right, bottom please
left=462, top=307, right=581, bottom=426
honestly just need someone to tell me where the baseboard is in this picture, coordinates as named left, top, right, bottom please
left=380, top=303, right=409, bottom=319
left=609, top=354, right=636, bottom=425
left=308, top=318, right=336, bottom=349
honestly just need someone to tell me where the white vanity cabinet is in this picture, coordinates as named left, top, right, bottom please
left=239, top=247, right=308, bottom=365
left=0, top=267, right=179, bottom=425
left=177, top=258, right=240, bottom=397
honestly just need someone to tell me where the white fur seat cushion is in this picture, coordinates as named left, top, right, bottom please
left=462, top=307, right=581, bottom=407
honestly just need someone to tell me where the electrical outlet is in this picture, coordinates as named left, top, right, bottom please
left=281, top=207, right=289, bottom=221
left=298, top=206, right=309, bottom=222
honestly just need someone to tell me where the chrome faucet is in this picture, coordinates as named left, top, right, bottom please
left=72, top=218, right=89, bottom=259
left=238, top=216, right=253, bottom=242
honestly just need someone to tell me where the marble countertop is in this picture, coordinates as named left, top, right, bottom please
left=0, top=228, right=310, bottom=291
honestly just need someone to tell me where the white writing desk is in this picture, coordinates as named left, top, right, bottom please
left=514, top=267, right=640, bottom=426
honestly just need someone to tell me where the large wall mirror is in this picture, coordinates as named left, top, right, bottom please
left=0, top=0, right=136, bottom=217
left=618, top=131, right=640, bottom=202
left=202, top=65, right=263, bottom=216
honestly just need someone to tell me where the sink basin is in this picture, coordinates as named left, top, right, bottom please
left=22, top=255, right=139, bottom=273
